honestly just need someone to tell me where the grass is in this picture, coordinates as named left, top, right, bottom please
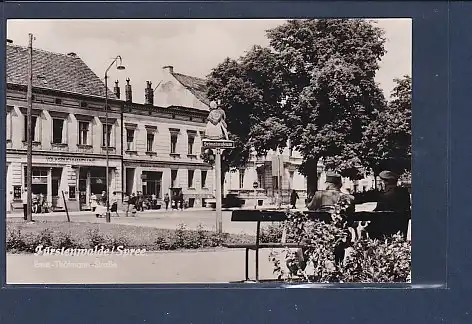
left=6, top=219, right=256, bottom=253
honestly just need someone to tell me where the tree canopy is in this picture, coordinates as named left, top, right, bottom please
left=361, top=75, right=412, bottom=176
left=206, top=19, right=407, bottom=194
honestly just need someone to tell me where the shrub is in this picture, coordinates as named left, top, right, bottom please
left=6, top=229, right=27, bottom=253
left=269, top=211, right=411, bottom=283
left=86, top=228, right=106, bottom=248
left=260, top=223, right=284, bottom=243
left=54, top=231, right=77, bottom=250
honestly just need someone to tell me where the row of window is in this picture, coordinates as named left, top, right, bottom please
left=10, top=110, right=201, bottom=155
left=168, top=169, right=208, bottom=190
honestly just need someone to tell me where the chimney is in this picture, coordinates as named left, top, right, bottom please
left=113, top=80, right=120, bottom=99
left=144, top=81, right=154, bottom=105
left=125, top=78, right=132, bottom=103
left=163, top=65, right=174, bottom=74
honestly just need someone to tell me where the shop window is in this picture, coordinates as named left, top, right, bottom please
left=170, top=134, right=178, bottom=154
left=201, top=170, right=207, bottom=188
left=147, top=133, right=154, bottom=152
left=126, top=129, right=135, bottom=151
left=23, top=115, right=38, bottom=142
left=171, top=170, right=178, bottom=188
left=142, top=172, right=162, bottom=198
left=52, top=118, right=64, bottom=144
left=188, top=170, right=194, bottom=188
left=239, top=170, right=245, bottom=189
left=68, top=186, right=76, bottom=199
left=102, top=124, right=113, bottom=147
left=78, top=121, right=89, bottom=145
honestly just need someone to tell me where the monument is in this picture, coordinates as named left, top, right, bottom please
left=202, top=100, right=234, bottom=233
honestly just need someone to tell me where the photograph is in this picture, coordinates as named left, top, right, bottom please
left=5, top=18, right=411, bottom=284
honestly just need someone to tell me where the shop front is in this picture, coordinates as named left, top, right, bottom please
left=6, top=153, right=122, bottom=212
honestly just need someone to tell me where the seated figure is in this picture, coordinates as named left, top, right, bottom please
left=375, top=170, right=411, bottom=212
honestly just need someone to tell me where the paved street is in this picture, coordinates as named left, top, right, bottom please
left=7, top=202, right=378, bottom=235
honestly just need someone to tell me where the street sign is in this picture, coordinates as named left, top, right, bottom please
left=202, top=139, right=235, bottom=149
left=253, top=181, right=259, bottom=189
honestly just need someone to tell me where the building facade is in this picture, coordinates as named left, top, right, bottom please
left=6, top=44, right=214, bottom=213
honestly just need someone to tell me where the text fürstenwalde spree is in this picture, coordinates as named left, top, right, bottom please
left=34, top=245, right=146, bottom=256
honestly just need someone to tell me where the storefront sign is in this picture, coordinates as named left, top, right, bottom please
left=46, top=157, right=96, bottom=164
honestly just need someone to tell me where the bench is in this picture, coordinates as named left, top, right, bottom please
left=224, top=209, right=411, bottom=282
left=223, top=209, right=332, bottom=282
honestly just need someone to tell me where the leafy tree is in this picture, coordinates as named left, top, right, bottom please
left=207, top=19, right=387, bottom=195
left=361, top=75, right=412, bottom=177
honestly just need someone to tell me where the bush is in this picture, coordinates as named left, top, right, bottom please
left=269, top=211, right=411, bottom=283
left=260, top=223, right=284, bottom=243
left=54, top=231, right=78, bottom=250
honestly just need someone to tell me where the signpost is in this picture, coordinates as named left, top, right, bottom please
left=203, top=139, right=234, bottom=233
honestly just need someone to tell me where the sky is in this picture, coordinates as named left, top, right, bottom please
left=7, top=19, right=411, bottom=104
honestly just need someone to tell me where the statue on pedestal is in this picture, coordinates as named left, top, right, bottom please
left=204, top=100, right=229, bottom=140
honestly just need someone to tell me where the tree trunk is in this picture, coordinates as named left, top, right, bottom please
left=305, top=158, right=319, bottom=198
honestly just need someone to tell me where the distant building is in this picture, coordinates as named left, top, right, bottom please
left=6, top=44, right=214, bottom=213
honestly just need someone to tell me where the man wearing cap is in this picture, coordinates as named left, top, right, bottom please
left=375, top=170, right=411, bottom=212
left=306, top=172, right=355, bottom=214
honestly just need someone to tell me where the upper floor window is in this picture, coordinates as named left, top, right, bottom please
left=147, top=133, right=154, bottom=152
left=6, top=106, right=13, bottom=141
left=201, top=170, right=207, bottom=188
left=239, top=170, right=245, bottom=189
left=169, top=128, right=180, bottom=155
left=126, top=129, right=135, bottom=151
left=102, top=124, right=113, bottom=147
left=23, top=115, right=38, bottom=142
left=52, top=119, right=64, bottom=144
left=188, top=170, right=195, bottom=188
left=187, top=130, right=197, bottom=155
left=78, top=121, right=90, bottom=145
left=145, top=125, right=157, bottom=153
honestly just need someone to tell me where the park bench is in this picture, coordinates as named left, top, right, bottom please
left=224, top=209, right=411, bottom=282
left=222, top=209, right=331, bottom=282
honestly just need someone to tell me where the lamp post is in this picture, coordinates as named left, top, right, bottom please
left=104, top=56, right=125, bottom=223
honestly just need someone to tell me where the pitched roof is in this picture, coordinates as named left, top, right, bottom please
left=7, top=44, right=116, bottom=99
left=171, top=72, right=210, bottom=107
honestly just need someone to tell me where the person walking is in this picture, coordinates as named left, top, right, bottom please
left=110, top=192, right=119, bottom=217
left=90, top=193, right=98, bottom=212
left=290, top=189, right=299, bottom=209
left=123, top=193, right=130, bottom=217
left=22, top=188, right=28, bottom=220
left=164, top=193, right=170, bottom=211
left=129, top=193, right=137, bottom=216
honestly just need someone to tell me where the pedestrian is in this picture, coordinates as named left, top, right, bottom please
left=39, top=193, right=44, bottom=214
left=179, top=191, right=184, bottom=210
left=151, top=193, right=157, bottom=209
left=305, top=172, right=355, bottom=265
left=164, top=193, right=170, bottom=210
left=129, top=193, right=137, bottom=216
left=90, top=193, right=98, bottom=212
left=111, top=191, right=119, bottom=217
left=123, top=193, right=130, bottom=217
left=22, top=188, right=28, bottom=220
left=101, top=190, right=107, bottom=206
left=290, top=189, right=299, bottom=209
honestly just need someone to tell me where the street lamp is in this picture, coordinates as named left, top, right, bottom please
left=105, top=56, right=125, bottom=223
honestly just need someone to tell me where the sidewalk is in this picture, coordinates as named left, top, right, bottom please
left=7, top=248, right=279, bottom=284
